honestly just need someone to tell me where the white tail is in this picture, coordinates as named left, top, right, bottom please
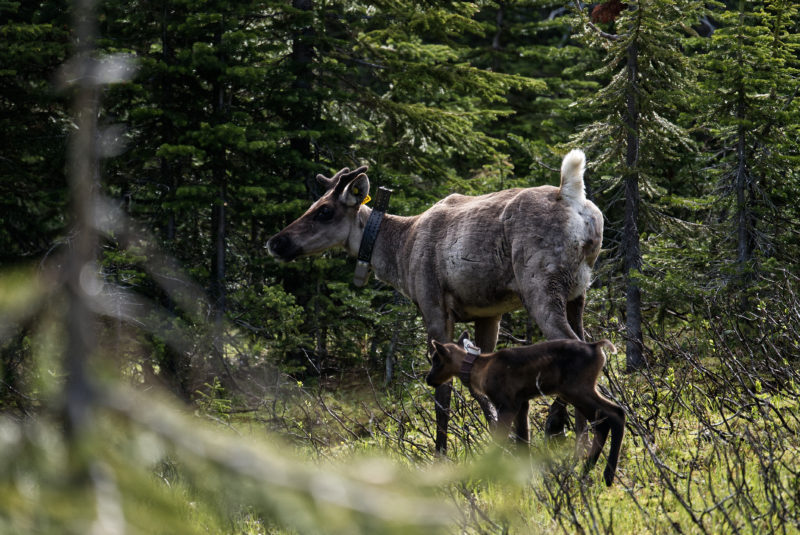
left=559, top=149, right=586, bottom=205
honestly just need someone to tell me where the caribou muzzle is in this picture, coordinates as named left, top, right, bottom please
left=266, top=233, right=301, bottom=262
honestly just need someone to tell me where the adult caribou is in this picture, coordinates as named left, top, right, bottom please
left=267, top=150, right=604, bottom=453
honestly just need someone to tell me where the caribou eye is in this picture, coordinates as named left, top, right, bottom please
left=314, top=205, right=335, bottom=222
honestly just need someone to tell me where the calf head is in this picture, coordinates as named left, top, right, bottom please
left=426, top=341, right=466, bottom=387
left=267, top=166, right=370, bottom=261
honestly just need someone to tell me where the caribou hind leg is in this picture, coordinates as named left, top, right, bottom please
left=470, top=316, right=502, bottom=426
left=518, top=275, right=579, bottom=439
left=566, top=294, right=586, bottom=341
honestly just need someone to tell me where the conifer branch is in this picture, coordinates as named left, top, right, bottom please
left=573, top=0, right=621, bottom=41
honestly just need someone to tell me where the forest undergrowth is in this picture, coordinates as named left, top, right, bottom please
left=2, top=268, right=800, bottom=535
left=3, top=253, right=799, bottom=535
left=196, top=269, right=800, bottom=535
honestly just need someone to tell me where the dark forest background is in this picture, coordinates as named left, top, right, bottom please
left=1, top=1, right=799, bottom=534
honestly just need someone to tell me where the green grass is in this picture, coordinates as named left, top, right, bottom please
left=2, top=326, right=799, bottom=534
left=215, top=344, right=800, bottom=535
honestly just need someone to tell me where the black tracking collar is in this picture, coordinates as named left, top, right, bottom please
left=459, top=352, right=479, bottom=385
left=353, top=186, right=392, bottom=287
left=458, top=340, right=481, bottom=385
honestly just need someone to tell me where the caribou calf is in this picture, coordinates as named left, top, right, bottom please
left=427, top=337, right=625, bottom=486
left=267, top=150, right=604, bottom=453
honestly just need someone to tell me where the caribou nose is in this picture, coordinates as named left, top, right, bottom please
left=267, top=234, right=292, bottom=258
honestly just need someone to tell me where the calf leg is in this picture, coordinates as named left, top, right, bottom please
left=574, top=395, right=626, bottom=486
left=492, top=408, right=516, bottom=442
left=545, top=397, right=570, bottom=438
left=513, top=400, right=530, bottom=443
left=602, top=404, right=626, bottom=486
left=547, top=398, right=590, bottom=451
left=584, top=412, right=610, bottom=470
left=574, top=412, right=590, bottom=456
left=573, top=403, right=608, bottom=477
left=472, top=393, right=497, bottom=428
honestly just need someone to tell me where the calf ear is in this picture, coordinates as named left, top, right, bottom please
left=431, top=340, right=446, bottom=356
left=341, top=173, right=370, bottom=207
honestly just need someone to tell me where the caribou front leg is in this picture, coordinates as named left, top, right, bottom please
left=424, top=311, right=454, bottom=455
left=433, top=382, right=452, bottom=454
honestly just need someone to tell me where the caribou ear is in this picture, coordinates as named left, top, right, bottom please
left=340, top=172, right=370, bottom=207
left=317, top=167, right=350, bottom=190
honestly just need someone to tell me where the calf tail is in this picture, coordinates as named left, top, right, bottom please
left=597, top=339, right=617, bottom=355
left=558, top=149, right=586, bottom=205
left=594, top=339, right=616, bottom=368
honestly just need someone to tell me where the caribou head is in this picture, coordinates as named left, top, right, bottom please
left=267, top=166, right=370, bottom=262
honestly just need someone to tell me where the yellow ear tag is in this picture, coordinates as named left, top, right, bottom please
left=361, top=194, right=371, bottom=205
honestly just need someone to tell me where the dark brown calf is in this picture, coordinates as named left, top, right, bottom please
left=426, top=338, right=625, bottom=486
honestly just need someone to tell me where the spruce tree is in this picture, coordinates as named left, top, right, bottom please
left=257, top=1, right=546, bottom=373
left=465, top=1, right=602, bottom=189
left=98, top=0, right=299, bottom=388
left=0, top=1, right=72, bottom=407
left=0, top=1, right=71, bottom=263
left=90, top=1, right=546, bottom=381
left=697, top=0, right=800, bottom=279
left=573, top=0, right=703, bottom=369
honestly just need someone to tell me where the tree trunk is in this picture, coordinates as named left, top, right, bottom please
left=735, top=91, right=751, bottom=269
left=384, top=330, right=398, bottom=387
left=1, top=328, right=28, bottom=412
left=383, top=295, right=403, bottom=386
left=64, top=0, right=101, bottom=441
left=210, top=165, right=227, bottom=369
left=161, top=0, right=177, bottom=244
left=210, top=19, right=229, bottom=380
left=491, top=2, right=504, bottom=72
left=157, top=0, right=193, bottom=399
left=623, top=41, right=645, bottom=370
left=734, top=2, right=752, bottom=274
left=288, top=0, right=321, bottom=200
left=289, top=0, right=317, bottom=197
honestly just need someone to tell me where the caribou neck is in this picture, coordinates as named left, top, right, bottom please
left=348, top=206, right=416, bottom=295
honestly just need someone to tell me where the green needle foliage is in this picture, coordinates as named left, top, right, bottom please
left=0, top=1, right=71, bottom=264
left=2, top=1, right=800, bottom=533
left=694, top=0, right=800, bottom=276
